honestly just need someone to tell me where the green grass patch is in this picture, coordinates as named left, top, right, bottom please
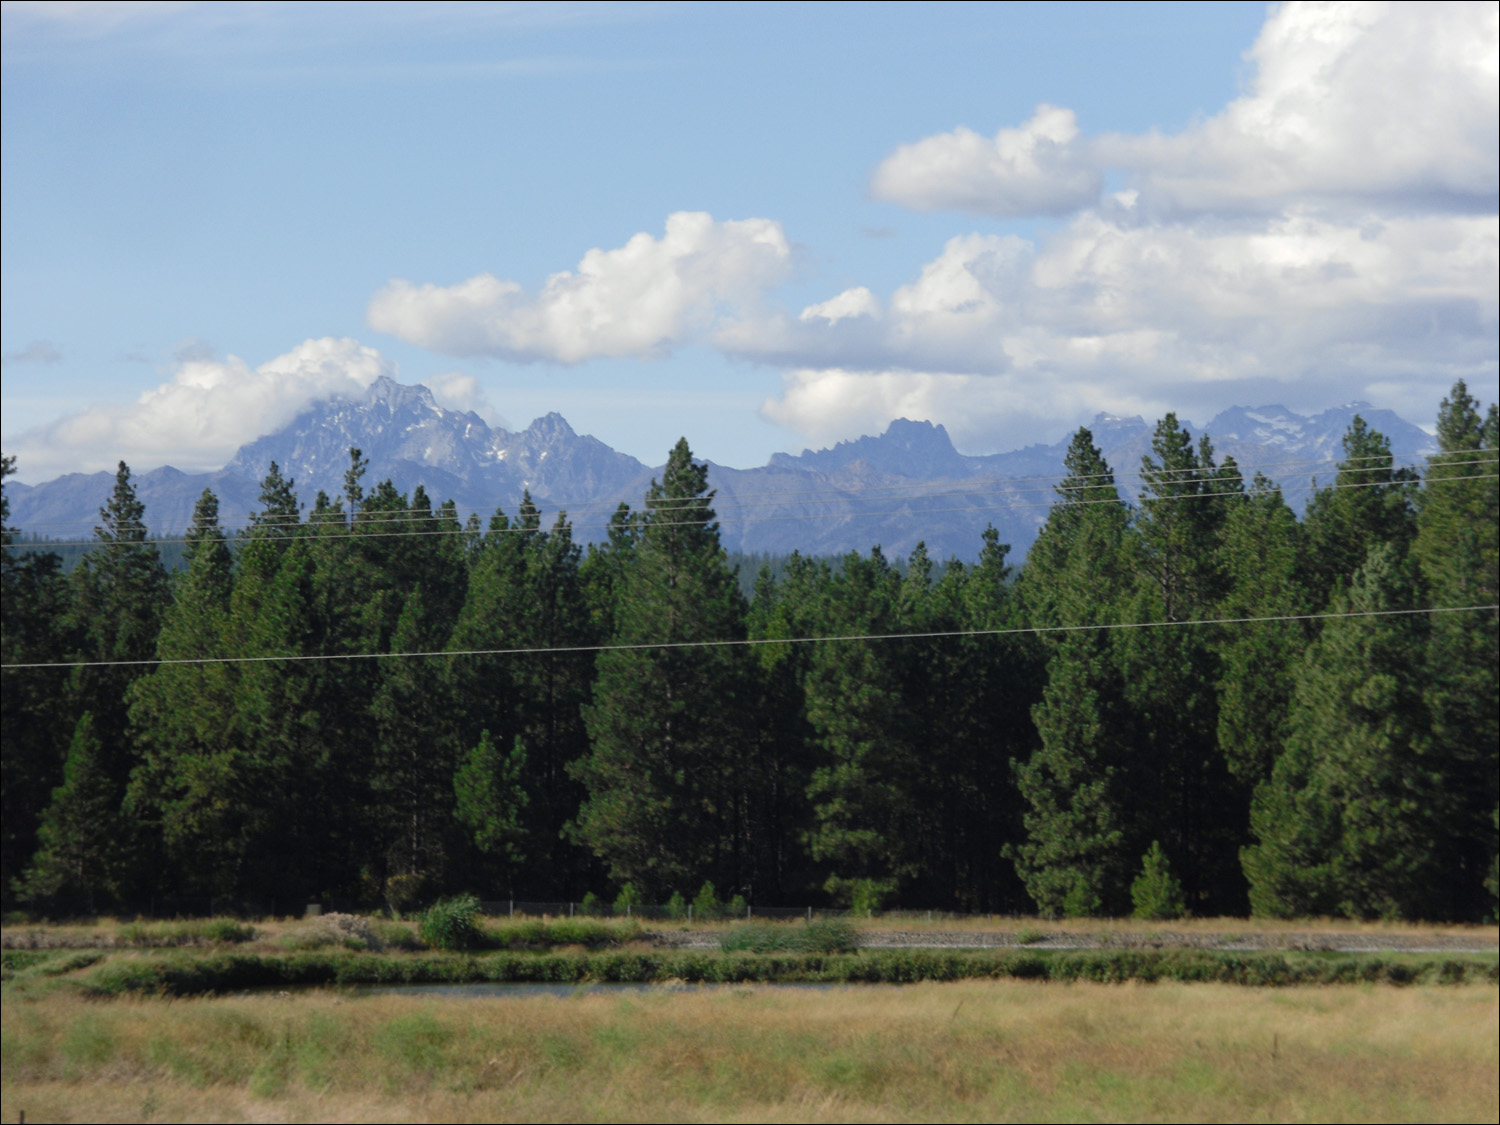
left=482, top=917, right=643, bottom=949
left=718, top=919, right=859, bottom=954
left=47, top=947, right=1497, bottom=997
left=113, top=919, right=257, bottom=947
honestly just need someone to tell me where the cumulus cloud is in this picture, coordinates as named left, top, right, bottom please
left=7, top=337, right=395, bottom=478
left=368, top=211, right=794, bottom=362
left=762, top=367, right=1162, bottom=454
left=873, top=3, right=1498, bottom=220
left=748, top=207, right=1497, bottom=452
left=754, top=2, right=1498, bottom=451
left=870, top=104, right=1103, bottom=217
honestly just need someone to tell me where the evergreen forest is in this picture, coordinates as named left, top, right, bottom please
left=2, top=382, right=1496, bottom=921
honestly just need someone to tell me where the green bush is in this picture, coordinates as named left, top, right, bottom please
left=665, top=891, right=687, bottom=920
left=419, top=895, right=481, bottom=951
left=693, top=881, right=724, bottom=921
left=579, top=892, right=605, bottom=917
left=612, top=883, right=643, bottom=915
left=1131, top=841, right=1187, bottom=920
left=726, top=894, right=748, bottom=919
left=826, top=876, right=893, bottom=917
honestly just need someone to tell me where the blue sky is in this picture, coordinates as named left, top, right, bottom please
left=3, top=1, right=1496, bottom=482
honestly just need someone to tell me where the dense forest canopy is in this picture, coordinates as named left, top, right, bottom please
left=2, top=382, right=1496, bottom=920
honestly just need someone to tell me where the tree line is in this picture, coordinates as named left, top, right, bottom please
left=2, top=382, right=1495, bottom=920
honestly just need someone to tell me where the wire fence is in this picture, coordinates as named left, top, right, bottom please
left=8, top=894, right=1011, bottom=924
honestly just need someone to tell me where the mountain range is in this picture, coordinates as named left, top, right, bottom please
left=5, top=377, right=1436, bottom=560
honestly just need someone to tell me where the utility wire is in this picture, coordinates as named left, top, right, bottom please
left=4, top=604, right=1494, bottom=671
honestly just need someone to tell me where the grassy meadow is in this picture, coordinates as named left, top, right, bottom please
left=3, top=914, right=1496, bottom=1121
left=3, top=980, right=1497, bottom=1123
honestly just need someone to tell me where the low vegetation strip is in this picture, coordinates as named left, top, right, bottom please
left=3, top=980, right=1495, bottom=1123
left=7, top=947, right=1492, bottom=997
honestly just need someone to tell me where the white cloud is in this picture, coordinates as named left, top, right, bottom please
left=368, top=211, right=794, bottom=362
left=873, top=3, right=1498, bottom=220
left=756, top=2, right=1498, bottom=451
left=752, top=209, right=1497, bottom=452
left=762, top=367, right=1164, bottom=455
left=7, top=337, right=394, bottom=478
left=423, top=370, right=509, bottom=429
left=870, top=104, right=1103, bottom=217
left=799, top=287, right=880, bottom=324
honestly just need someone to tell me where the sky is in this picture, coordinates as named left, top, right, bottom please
left=2, top=0, right=1496, bottom=483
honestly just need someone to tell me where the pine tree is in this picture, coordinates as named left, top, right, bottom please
left=573, top=439, right=752, bottom=897
left=1300, top=417, right=1417, bottom=611
left=1215, top=473, right=1304, bottom=785
left=1, top=454, right=72, bottom=893
left=1115, top=416, right=1243, bottom=913
left=1412, top=380, right=1498, bottom=918
left=945, top=527, right=1042, bottom=911
left=446, top=493, right=596, bottom=895
left=802, top=546, right=928, bottom=904
left=371, top=585, right=459, bottom=889
left=21, top=713, right=129, bottom=905
left=1130, top=841, right=1186, bottom=920
left=1009, top=629, right=1138, bottom=916
left=1019, top=428, right=1131, bottom=631
left=49, top=462, right=168, bottom=900
left=126, top=489, right=246, bottom=896
left=1010, top=431, right=1137, bottom=915
left=454, top=730, right=530, bottom=894
left=1243, top=544, right=1440, bottom=919
left=743, top=552, right=829, bottom=900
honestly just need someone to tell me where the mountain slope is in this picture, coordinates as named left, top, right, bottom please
left=5, top=380, right=1437, bottom=561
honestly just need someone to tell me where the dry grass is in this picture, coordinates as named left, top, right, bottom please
left=3, top=979, right=1495, bottom=1122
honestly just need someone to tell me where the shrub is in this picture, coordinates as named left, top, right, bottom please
left=693, top=881, right=723, bottom=921
left=1131, top=841, right=1187, bottom=920
left=281, top=913, right=381, bottom=952
left=665, top=891, right=687, bottom=920
left=612, top=883, right=643, bottom=915
left=848, top=879, right=891, bottom=917
left=726, top=894, right=749, bottom=919
left=419, top=895, right=481, bottom=951
left=579, top=892, right=605, bottom=917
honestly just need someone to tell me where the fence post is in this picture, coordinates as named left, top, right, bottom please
left=569, top=901, right=574, bottom=918
left=509, top=900, right=514, bottom=918
left=807, top=906, right=812, bottom=922
left=626, top=903, right=631, bottom=918
left=687, top=904, right=693, bottom=921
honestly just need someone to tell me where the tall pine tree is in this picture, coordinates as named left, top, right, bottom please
left=573, top=439, right=752, bottom=898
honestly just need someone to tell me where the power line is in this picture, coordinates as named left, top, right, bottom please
left=3, top=604, right=1493, bottom=671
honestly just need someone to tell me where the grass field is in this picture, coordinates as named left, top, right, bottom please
left=3, top=980, right=1496, bottom=1123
